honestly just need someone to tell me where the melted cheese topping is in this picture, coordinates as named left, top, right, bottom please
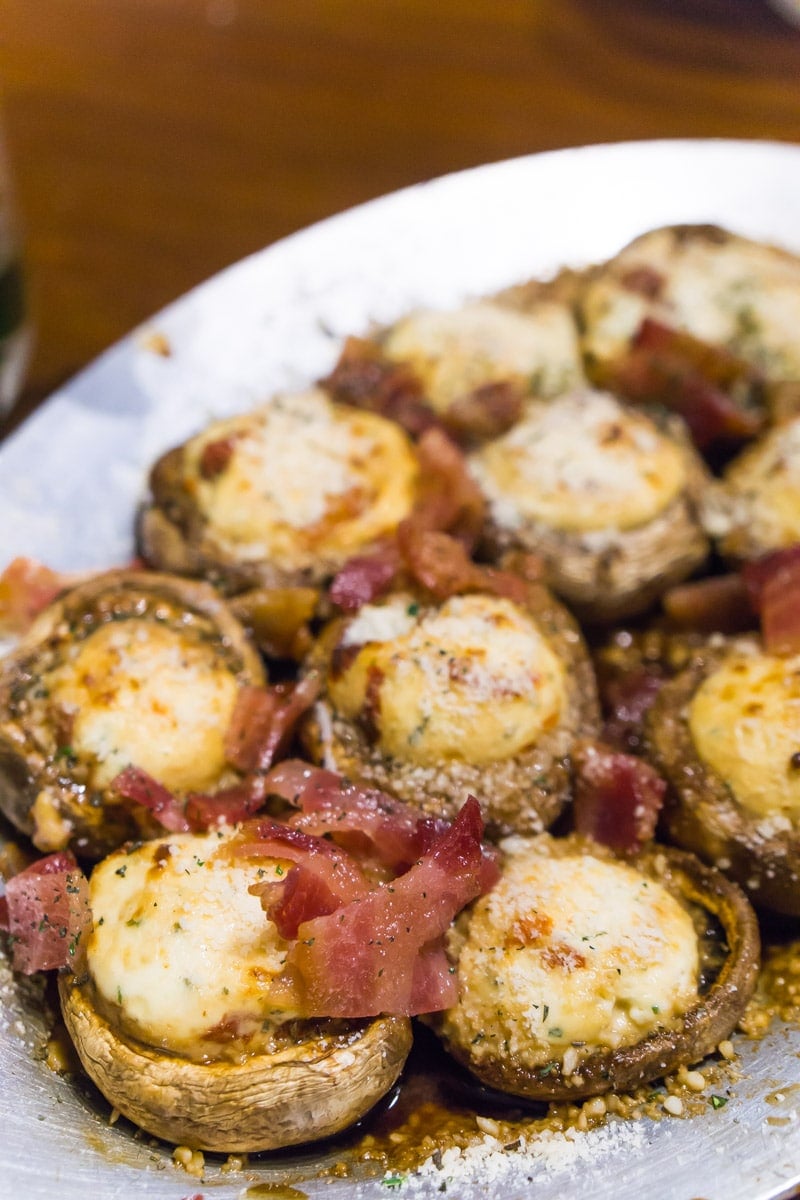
left=45, top=620, right=239, bottom=792
left=87, top=832, right=293, bottom=1060
left=470, top=389, right=686, bottom=534
left=329, top=593, right=566, bottom=766
left=186, top=389, right=418, bottom=571
left=582, top=228, right=800, bottom=380
left=689, top=650, right=800, bottom=820
left=721, top=415, right=800, bottom=549
left=382, top=301, right=583, bottom=413
left=441, top=838, right=699, bottom=1068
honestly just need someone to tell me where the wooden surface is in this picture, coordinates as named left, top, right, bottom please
left=1, top=0, right=800, bottom=428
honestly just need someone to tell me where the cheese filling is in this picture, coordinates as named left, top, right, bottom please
left=689, top=650, right=800, bottom=821
left=470, top=389, right=686, bottom=534
left=45, top=620, right=240, bottom=792
left=441, top=838, right=699, bottom=1069
left=382, top=301, right=584, bottom=413
left=87, top=832, right=294, bottom=1061
left=329, top=593, right=566, bottom=766
left=186, top=388, right=418, bottom=570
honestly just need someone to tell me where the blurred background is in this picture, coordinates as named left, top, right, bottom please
left=1, top=0, right=799, bottom=425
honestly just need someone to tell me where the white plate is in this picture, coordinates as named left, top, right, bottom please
left=2, top=139, right=800, bottom=1200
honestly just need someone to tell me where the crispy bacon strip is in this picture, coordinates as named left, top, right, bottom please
left=184, top=780, right=267, bottom=830
left=321, top=335, right=437, bottom=438
left=262, top=759, right=448, bottom=873
left=236, top=819, right=368, bottom=910
left=409, top=427, right=486, bottom=549
left=328, top=543, right=402, bottom=612
left=0, top=851, right=91, bottom=974
left=662, top=572, right=755, bottom=635
left=602, top=318, right=764, bottom=450
left=572, top=738, right=666, bottom=854
left=250, top=862, right=344, bottom=940
left=224, top=674, right=321, bottom=773
left=743, top=545, right=800, bottom=654
left=286, top=796, right=493, bottom=1016
left=112, top=766, right=192, bottom=832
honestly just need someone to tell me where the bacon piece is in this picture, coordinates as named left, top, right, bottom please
left=397, top=527, right=488, bottom=601
left=236, top=819, right=369, bottom=909
left=250, top=862, right=343, bottom=940
left=572, top=738, right=666, bottom=854
left=112, top=766, right=191, bottom=832
left=743, top=545, right=800, bottom=654
left=286, top=796, right=494, bottom=1017
left=443, top=379, right=524, bottom=445
left=0, top=557, right=82, bottom=635
left=662, top=572, right=755, bottom=635
left=328, top=543, right=402, bottom=612
left=603, top=318, right=764, bottom=450
left=262, top=759, right=448, bottom=873
left=321, top=335, right=437, bottom=438
left=184, top=780, right=267, bottom=831
left=224, top=674, right=321, bottom=774
left=1, top=851, right=91, bottom=974
left=409, top=427, right=486, bottom=549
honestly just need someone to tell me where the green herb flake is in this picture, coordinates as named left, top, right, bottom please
left=115, top=865, right=127, bottom=878
left=382, top=1175, right=405, bottom=1191
left=710, top=1094, right=728, bottom=1110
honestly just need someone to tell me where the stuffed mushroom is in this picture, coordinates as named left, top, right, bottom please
left=59, top=829, right=412, bottom=1151
left=469, top=387, right=710, bottom=622
left=302, top=583, right=599, bottom=837
left=139, top=387, right=420, bottom=593
left=579, top=224, right=800, bottom=415
left=429, top=833, right=759, bottom=1100
left=646, top=637, right=800, bottom=915
left=0, top=570, right=265, bottom=859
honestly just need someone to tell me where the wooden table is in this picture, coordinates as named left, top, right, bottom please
left=1, top=0, right=800, bottom=430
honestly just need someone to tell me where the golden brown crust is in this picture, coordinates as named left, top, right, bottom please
left=645, top=643, right=800, bottom=916
left=429, top=841, right=760, bottom=1101
left=0, top=570, right=265, bottom=859
left=302, top=583, right=600, bottom=839
left=59, top=974, right=412, bottom=1152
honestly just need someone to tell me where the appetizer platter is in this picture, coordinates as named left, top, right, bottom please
left=2, top=139, right=800, bottom=1200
